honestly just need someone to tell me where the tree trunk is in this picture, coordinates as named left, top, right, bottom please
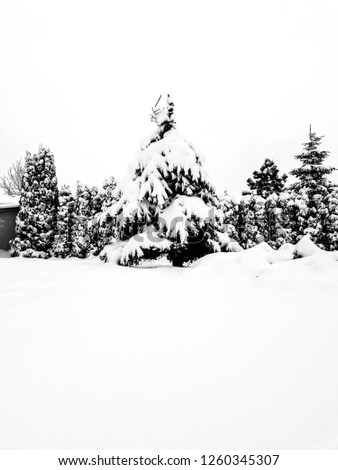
left=172, top=258, right=183, bottom=267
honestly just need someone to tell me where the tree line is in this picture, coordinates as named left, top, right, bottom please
left=8, top=146, right=118, bottom=259
left=223, top=130, right=337, bottom=251
left=2, top=97, right=337, bottom=263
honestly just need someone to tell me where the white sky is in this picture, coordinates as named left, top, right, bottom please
left=1, top=0, right=338, bottom=196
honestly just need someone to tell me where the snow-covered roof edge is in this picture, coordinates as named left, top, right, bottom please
left=0, top=195, right=20, bottom=209
left=0, top=203, right=20, bottom=209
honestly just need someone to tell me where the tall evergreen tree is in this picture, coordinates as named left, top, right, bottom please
left=290, top=127, right=336, bottom=247
left=11, top=145, right=58, bottom=258
left=247, top=158, right=287, bottom=198
left=101, top=95, right=224, bottom=266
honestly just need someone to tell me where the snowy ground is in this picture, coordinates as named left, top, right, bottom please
left=1, top=240, right=338, bottom=449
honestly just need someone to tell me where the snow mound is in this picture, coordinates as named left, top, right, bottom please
left=294, top=235, right=321, bottom=258
left=193, top=236, right=337, bottom=278
left=249, top=241, right=274, bottom=253
left=193, top=246, right=272, bottom=278
left=100, top=235, right=337, bottom=269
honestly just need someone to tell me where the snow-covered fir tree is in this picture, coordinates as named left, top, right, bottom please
left=100, top=95, right=225, bottom=266
left=52, top=184, right=75, bottom=258
left=290, top=128, right=336, bottom=247
left=11, top=145, right=58, bottom=258
left=290, top=128, right=335, bottom=196
left=247, top=158, right=287, bottom=198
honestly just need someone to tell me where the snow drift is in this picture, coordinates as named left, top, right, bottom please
left=1, top=235, right=338, bottom=449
